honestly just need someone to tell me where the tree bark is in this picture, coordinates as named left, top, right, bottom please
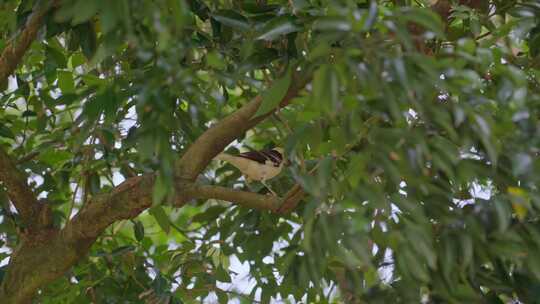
left=0, top=147, right=43, bottom=231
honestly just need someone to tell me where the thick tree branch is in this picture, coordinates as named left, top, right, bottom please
left=65, top=174, right=155, bottom=240
left=0, top=146, right=41, bottom=230
left=0, top=0, right=56, bottom=87
left=0, top=174, right=155, bottom=303
left=276, top=184, right=305, bottom=214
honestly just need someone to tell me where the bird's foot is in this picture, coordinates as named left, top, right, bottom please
left=261, top=181, right=277, bottom=196
left=267, top=189, right=278, bottom=196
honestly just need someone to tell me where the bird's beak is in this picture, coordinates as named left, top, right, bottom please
left=285, top=159, right=292, bottom=167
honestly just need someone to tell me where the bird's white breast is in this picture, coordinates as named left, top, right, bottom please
left=216, top=153, right=283, bottom=181
left=244, top=160, right=282, bottom=181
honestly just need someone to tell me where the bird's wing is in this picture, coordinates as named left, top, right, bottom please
left=236, top=151, right=269, bottom=164
left=237, top=149, right=283, bottom=167
left=262, top=149, right=283, bottom=165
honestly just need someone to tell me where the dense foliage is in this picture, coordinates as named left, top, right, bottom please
left=2, top=0, right=540, bottom=303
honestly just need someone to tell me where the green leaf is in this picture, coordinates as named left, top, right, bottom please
left=493, top=198, right=511, bottom=233
left=88, top=173, right=101, bottom=194
left=55, top=93, right=78, bottom=106
left=362, top=1, right=378, bottom=31
left=212, top=10, right=249, bottom=31
left=45, top=45, right=67, bottom=68
left=192, top=205, right=227, bottom=223
left=99, top=0, right=124, bottom=34
left=76, top=22, right=98, bottom=60
left=149, top=206, right=170, bottom=234
left=253, top=66, right=292, bottom=117
left=460, top=234, right=473, bottom=268
left=215, top=266, right=231, bottom=283
left=57, top=70, right=75, bottom=94
left=400, top=7, right=445, bottom=38
left=512, top=153, right=532, bottom=176
left=312, top=17, right=351, bottom=32
left=152, top=174, right=168, bottom=205
left=39, top=148, right=72, bottom=167
left=216, top=290, right=228, bottom=304
left=206, top=51, right=227, bottom=70
left=241, top=47, right=279, bottom=70
left=241, top=3, right=280, bottom=14
left=55, top=0, right=100, bottom=25
left=312, top=64, right=339, bottom=114
left=256, top=16, right=299, bottom=41
left=0, top=124, right=15, bottom=140
left=70, top=52, right=86, bottom=68
left=133, top=220, right=145, bottom=241
left=261, top=285, right=272, bottom=304
left=81, top=74, right=107, bottom=87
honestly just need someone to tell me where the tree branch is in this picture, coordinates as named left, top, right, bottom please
left=185, top=184, right=282, bottom=211
left=184, top=182, right=305, bottom=214
left=65, top=174, right=155, bottom=240
left=0, top=146, right=41, bottom=230
left=276, top=184, right=305, bottom=214
left=0, top=0, right=56, bottom=87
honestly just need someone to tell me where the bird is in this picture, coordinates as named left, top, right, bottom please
left=215, top=147, right=287, bottom=195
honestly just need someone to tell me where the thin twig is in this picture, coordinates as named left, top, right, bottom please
left=16, top=151, right=40, bottom=164
left=67, top=182, right=80, bottom=221
left=475, top=31, right=491, bottom=41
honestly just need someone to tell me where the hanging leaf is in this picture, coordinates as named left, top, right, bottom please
left=55, top=0, right=100, bottom=25
left=399, top=7, right=445, bottom=38
left=57, top=70, right=75, bottom=94
left=192, top=205, right=227, bottom=223
left=215, top=266, right=231, bottom=283
left=256, top=16, right=299, bottom=41
left=312, top=17, right=352, bottom=32
left=312, top=64, right=339, bottom=114
left=133, top=220, right=145, bottom=241
left=75, top=22, right=98, bottom=60
left=149, top=206, right=170, bottom=234
left=212, top=10, right=250, bottom=31
left=253, top=66, right=292, bottom=117
left=0, top=124, right=15, bottom=140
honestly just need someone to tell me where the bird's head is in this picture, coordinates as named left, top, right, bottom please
left=272, top=148, right=291, bottom=167
left=273, top=147, right=284, bottom=155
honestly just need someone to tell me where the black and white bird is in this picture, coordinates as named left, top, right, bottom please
left=215, top=148, right=287, bottom=195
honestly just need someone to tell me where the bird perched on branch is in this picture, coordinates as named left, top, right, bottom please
left=216, top=148, right=287, bottom=195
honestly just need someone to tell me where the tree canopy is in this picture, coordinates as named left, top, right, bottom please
left=1, top=0, right=540, bottom=303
